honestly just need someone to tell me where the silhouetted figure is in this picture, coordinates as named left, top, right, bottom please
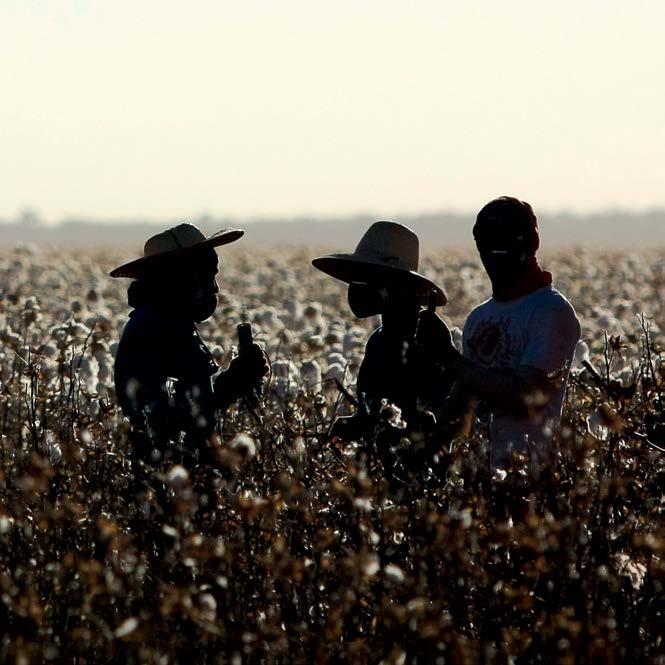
left=313, top=222, right=451, bottom=465
left=111, top=224, right=269, bottom=464
left=420, top=197, right=581, bottom=487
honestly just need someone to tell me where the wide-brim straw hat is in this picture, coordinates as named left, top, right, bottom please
left=312, top=221, right=446, bottom=305
left=109, top=223, right=244, bottom=279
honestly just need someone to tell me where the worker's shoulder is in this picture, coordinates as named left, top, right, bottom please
left=532, top=286, right=579, bottom=320
left=464, top=297, right=494, bottom=329
left=528, top=288, right=581, bottom=340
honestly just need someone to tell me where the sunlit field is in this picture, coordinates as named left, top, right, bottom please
left=0, top=246, right=663, bottom=663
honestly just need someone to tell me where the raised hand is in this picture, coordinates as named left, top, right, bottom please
left=215, top=342, right=270, bottom=408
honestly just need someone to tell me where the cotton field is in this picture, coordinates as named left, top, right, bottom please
left=0, top=245, right=663, bottom=664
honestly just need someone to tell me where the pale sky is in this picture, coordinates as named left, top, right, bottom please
left=1, top=1, right=664, bottom=221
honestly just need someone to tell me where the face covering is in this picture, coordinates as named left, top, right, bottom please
left=348, top=282, right=388, bottom=318
left=479, top=247, right=529, bottom=292
left=474, top=219, right=532, bottom=295
left=184, top=249, right=220, bottom=322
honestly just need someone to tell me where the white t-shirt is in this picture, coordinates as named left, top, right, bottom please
left=462, top=286, right=581, bottom=471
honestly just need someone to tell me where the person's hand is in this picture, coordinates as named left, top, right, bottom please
left=416, top=307, right=456, bottom=365
left=215, top=343, right=270, bottom=407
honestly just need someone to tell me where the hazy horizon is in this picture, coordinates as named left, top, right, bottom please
left=2, top=2, right=664, bottom=220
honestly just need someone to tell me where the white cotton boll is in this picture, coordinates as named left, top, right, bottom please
left=0, top=516, right=14, bottom=535
left=24, top=295, right=39, bottom=309
left=166, top=465, right=190, bottom=489
left=587, top=408, right=609, bottom=441
left=114, top=617, right=139, bottom=638
left=282, top=298, right=303, bottom=327
left=450, top=327, right=463, bottom=353
left=274, top=378, right=300, bottom=399
left=343, top=328, right=366, bottom=354
left=45, top=431, right=62, bottom=464
left=305, top=334, right=324, bottom=351
left=613, top=553, right=647, bottom=591
left=272, top=359, right=299, bottom=380
left=300, top=360, right=322, bottom=392
left=326, top=352, right=347, bottom=370
left=362, top=554, right=380, bottom=577
left=573, top=341, right=590, bottom=368
left=1, top=329, right=21, bottom=348
left=304, top=302, right=322, bottom=319
left=384, top=564, right=405, bottom=583
left=230, top=433, right=257, bottom=460
left=324, top=363, right=346, bottom=384
left=325, top=330, right=344, bottom=346
left=197, top=593, right=217, bottom=621
left=69, top=321, right=91, bottom=339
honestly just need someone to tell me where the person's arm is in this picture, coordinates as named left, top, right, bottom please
left=213, top=342, right=270, bottom=412
left=419, top=301, right=579, bottom=421
left=448, top=354, right=553, bottom=419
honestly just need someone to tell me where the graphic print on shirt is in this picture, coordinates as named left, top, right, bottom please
left=466, top=317, right=516, bottom=368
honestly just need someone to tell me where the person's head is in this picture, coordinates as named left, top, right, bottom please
left=110, top=223, right=244, bottom=320
left=129, top=246, right=220, bottom=322
left=473, top=197, right=540, bottom=290
left=348, top=282, right=420, bottom=331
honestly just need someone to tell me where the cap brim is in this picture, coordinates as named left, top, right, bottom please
left=110, top=228, right=244, bottom=278
left=312, top=255, right=447, bottom=306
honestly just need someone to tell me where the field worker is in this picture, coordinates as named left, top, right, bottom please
left=110, top=223, right=269, bottom=463
left=420, top=197, right=581, bottom=477
left=312, top=221, right=451, bottom=461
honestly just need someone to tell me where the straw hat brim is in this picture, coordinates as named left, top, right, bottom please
left=109, top=228, right=244, bottom=278
left=312, top=254, right=447, bottom=306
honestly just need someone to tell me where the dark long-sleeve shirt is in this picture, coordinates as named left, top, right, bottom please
left=356, top=326, right=453, bottom=427
left=114, top=307, right=219, bottom=454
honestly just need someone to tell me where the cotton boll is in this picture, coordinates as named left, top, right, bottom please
left=324, top=363, right=347, bottom=385
left=587, top=408, right=609, bottom=441
left=450, top=327, right=463, bottom=353
left=343, top=328, right=366, bottom=354
left=230, top=433, right=257, bottom=460
left=271, top=360, right=301, bottom=398
left=300, top=360, right=322, bottom=393
left=305, top=333, right=325, bottom=351
left=573, top=341, right=590, bottom=368
left=326, top=352, right=347, bottom=370
left=45, top=431, right=62, bottom=464
left=272, top=360, right=299, bottom=380
left=384, top=564, right=405, bottom=583
left=282, top=298, right=303, bottom=329
left=69, top=321, right=92, bottom=339
left=304, top=302, right=322, bottom=319
left=166, top=465, right=190, bottom=489
left=325, top=330, right=343, bottom=346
